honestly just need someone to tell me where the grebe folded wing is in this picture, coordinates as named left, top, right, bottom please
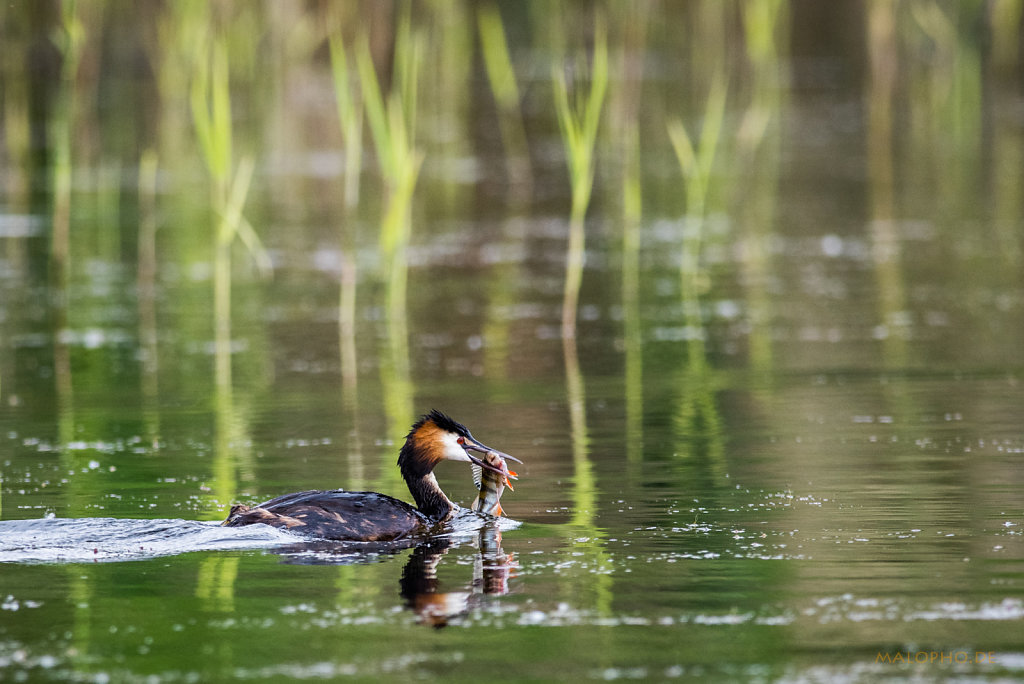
left=224, top=490, right=430, bottom=542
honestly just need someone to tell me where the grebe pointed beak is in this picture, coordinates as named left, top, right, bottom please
left=460, top=436, right=522, bottom=471
left=462, top=438, right=520, bottom=464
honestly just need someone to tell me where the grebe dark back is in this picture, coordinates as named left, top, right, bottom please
left=221, top=410, right=520, bottom=541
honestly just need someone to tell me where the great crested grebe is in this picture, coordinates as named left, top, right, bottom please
left=221, top=410, right=521, bottom=541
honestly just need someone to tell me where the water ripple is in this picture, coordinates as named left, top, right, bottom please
left=0, top=517, right=296, bottom=563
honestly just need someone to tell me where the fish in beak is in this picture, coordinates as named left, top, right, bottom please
left=471, top=450, right=519, bottom=517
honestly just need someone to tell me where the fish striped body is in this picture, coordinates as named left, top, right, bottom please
left=470, top=451, right=516, bottom=517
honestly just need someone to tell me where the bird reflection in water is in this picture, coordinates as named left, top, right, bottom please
left=269, top=521, right=517, bottom=628
left=400, top=523, right=516, bottom=628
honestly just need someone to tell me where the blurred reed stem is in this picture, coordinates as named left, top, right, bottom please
left=477, top=1, right=532, bottom=194
left=739, top=0, right=787, bottom=375
left=666, top=48, right=730, bottom=489
left=622, top=117, right=643, bottom=465
left=356, top=26, right=423, bottom=269
left=355, top=8, right=423, bottom=488
left=666, top=70, right=727, bottom=280
left=329, top=29, right=366, bottom=487
left=189, top=30, right=269, bottom=389
left=553, top=16, right=608, bottom=340
left=137, top=149, right=160, bottom=444
left=608, top=1, right=650, bottom=465
left=990, top=0, right=1024, bottom=69
left=550, top=10, right=612, bottom=616
left=51, top=0, right=85, bottom=471
left=329, top=32, right=363, bottom=396
left=666, top=70, right=727, bottom=364
left=329, top=33, right=364, bottom=215
left=867, top=0, right=908, bottom=369
left=50, top=0, right=85, bottom=300
left=477, top=4, right=532, bottom=381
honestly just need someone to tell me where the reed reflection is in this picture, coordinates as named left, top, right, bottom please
left=866, top=0, right=908, bottom=371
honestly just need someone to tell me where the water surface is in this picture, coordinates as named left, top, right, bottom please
left=2, top=1, right=1024, bottom=681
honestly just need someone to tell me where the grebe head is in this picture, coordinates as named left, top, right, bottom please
left=398, top=410, right=521, bottom=479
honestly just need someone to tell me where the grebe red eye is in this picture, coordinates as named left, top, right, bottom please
left=457, top=437, right=465, bottom=445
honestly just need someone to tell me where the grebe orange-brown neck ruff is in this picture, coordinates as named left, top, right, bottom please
left=221, top=410, right=521, bottom=542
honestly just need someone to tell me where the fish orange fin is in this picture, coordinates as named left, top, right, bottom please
left=495, top=503, right=505, bottom=517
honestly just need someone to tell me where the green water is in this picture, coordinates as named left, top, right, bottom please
left=2, top=1, right=1024, bottom=681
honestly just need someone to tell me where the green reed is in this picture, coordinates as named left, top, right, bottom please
left=0, top=22, right=29, bottom=208
left=329, top=33, right=364, bottom=216
left=991, top=0, right=1024, bottom=68
left=552, top=16, right=608, bottom=340
left=329, top=31, right=364, bottom=398
left=189, top=29, right=269, bottom=389
left=50, top=0, right=85, bottom=296
left=356, top=21, right=423, bottom=269
left=477, top=2, right=531, bottom=379
left=138, top=149, right=160, bottom=445
left=50, top=0, right=86, bottom=466
left=867, top=0, right=909, bottom=371
left=666, top=71, right=727, bottom=306
left=738, top=0, right=787, bottom=374
left=907, top=2, right=983, bottom=203
left=477, top=1, right=531, bottom=192
left=329, top=29, right=367, bottom=487
left=190, top=37, right=231, bottom=199
left=355, top=10, right=423, bottom=487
